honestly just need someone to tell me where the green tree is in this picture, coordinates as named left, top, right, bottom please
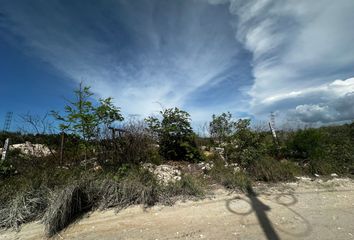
left=145, top=107, right=201, bottom=162
left=209, top=112, right=236, bottom=144
left=96, top=97, right=124, bottom=129
left=52, top=83, right=123, bottom=158
left=220, top=118, right=264, bottom=167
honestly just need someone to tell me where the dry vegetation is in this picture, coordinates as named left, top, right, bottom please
left=1, top=84, right=353, bottom=236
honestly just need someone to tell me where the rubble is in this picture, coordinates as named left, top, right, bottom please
left=0, top=141, right=53, bottom=157
left=296, top=176, right=312, bottom=181
left=142, top=163, right=182, bottom=185
left=224, top=162, right=241, bottom=173
left=197, top=162, right=214, bottom=171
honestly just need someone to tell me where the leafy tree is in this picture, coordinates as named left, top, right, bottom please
left=145, top=107, right=201, bottom=162
left=52, top=83, right=123, bottom=139
left=225, top=119, right=264, bottom=166
left=209, top=112, right=236, bottom=144
left=52, top=83, right=124, bottom=159
left=52, top=83, right=97, bottom=140
left=96, top=97, right=124, bottom=129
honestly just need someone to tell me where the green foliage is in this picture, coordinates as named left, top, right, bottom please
left=52, top=82, right=123, bottom=140
left=166, top=174, right=206, bottom=198
left=208, top=156, right=251, bottom=191
left=146, top=107, right=202, bottom=162
left=286, top=128, right=325, bottom=160
left=209, top=112, right=236, bottom=143
left=249, top=158, right=300, bottom=182
left=285, top=125, right=354, bottom=174
left=225, top=119, right=265, bottom=167
left=96, top=97, right=124, bottom=128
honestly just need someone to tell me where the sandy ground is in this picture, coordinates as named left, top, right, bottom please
left=1, top=177, right=354, bottom=240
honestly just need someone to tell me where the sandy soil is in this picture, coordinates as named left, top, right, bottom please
left=1, top=177, right=354, bottom=240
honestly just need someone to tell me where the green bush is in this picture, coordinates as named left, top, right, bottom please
left=224, top=119, right=266, bottom=167
left=146, top=107, right=202, bottom=162
left=208, top=157, right=251, bottom=191
left=165, top=174, right=206, bottom=199
left=286, top=128, right=325, bottom=160
left=285, top=125, right=354, bottom=175
left=249, top=157, right=300, bottom=182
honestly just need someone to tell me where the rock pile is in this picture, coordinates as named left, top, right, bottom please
left=142, top=163, right=182, bottom=185
left=0, top=141, right=53, bottom=157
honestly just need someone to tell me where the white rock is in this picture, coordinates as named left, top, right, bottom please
left=143, top=163, right=181, bottom=185
left=6, top=142, right=53, bottom=157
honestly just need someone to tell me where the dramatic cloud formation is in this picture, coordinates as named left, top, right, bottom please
left=1, top=0, right=354, bottom=125
left=222, top=0, right=354, bottom=122
left=0, top=0, right=251, bottom=122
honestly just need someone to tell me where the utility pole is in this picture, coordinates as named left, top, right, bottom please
left=3, top=112, right=13, bottom=132
left=269, top=112, right=280, bottom=156
left=1, top=138, right=10, bottom=162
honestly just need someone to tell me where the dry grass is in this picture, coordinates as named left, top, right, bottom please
left=0, top=167, right=207, bottom=237
left=43, top=182, right=92, bottom=237
left=0, top=188, right=48, bottom=230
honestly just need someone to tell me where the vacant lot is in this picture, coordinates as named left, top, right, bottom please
left=1, top=178, right=353, bottom=240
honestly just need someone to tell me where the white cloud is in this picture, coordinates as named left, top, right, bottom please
left=0, top=0, right=242, bottom=118
left=2, top=0, right=354, bottom=125
left=223, top=0, right=354, bottom=122
left=292, top=92, right=354, bottom=123
left=252, top=77, right=354, bottom=123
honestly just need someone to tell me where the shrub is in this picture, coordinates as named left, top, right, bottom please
left=114, top=121, right=160, bottom=165
left=146, top=107, right=202, bottom=162
left=165, top=174, right=206, bottom=200
left=248, top=157, right=300, bottom=182
left=208, top=157, right=251, bottom=191
left=285, top=125, right=354, bottom=175
left=224, top=119, right=265, bottom=167
left=286, top=128, right=325, bottom=160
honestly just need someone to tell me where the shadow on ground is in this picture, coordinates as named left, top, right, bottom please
left=226, top=187, right=313, bottom=240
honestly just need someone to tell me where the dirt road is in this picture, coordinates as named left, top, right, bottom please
left=1, top=178, right=354, bottom=240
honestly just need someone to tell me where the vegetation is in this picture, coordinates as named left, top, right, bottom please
left=1, top=84, right=353, bottom=236
left=145, top=107, right=202, bottom=162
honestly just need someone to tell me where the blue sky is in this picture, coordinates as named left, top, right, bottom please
left=1, top=0, right=354, bottom=131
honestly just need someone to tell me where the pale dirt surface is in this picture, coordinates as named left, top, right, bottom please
left=1, top=178, right=354, bottom=240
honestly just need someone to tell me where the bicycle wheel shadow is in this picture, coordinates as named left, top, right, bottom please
left=226, top=187, right=312, bottom=240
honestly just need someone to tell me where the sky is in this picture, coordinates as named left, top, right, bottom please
left=0, top=0, right=354, bottom=131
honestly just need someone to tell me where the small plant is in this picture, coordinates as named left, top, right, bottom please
left=165, top=174, right=206, bottom=199
left=208, top=156, right=251, bottom=191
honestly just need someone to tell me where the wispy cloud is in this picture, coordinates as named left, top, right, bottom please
left=0, top=0, right=250, bottom=122
left=222, top=0, right=354, bottom=122
left=1, top=0, right=354, bottom=125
